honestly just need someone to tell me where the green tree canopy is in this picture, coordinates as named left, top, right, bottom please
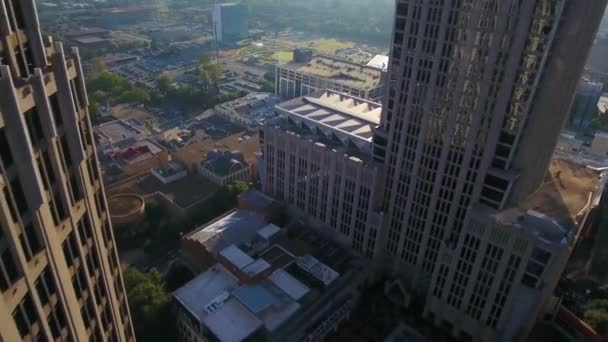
left=202, top=64, right=223, bottom=89
left=156, top=74, right=173, bottom=94
left=199, top=52, right=213, bottom=66
left=584, top=299, right=608, bottom=336
left=123, top=268, right=176, bottom=342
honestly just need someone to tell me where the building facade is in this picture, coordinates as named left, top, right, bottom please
left=567, top=79, right=604, bottom=131
left=0, top=1, right=134, bottom=341
left=213, top=3, right=248, bottom=44
left=260, top=90, right=384, bottom=258
left=377, top=0, right=607, bottom=341
left=275, top=56, right=385, bottom=102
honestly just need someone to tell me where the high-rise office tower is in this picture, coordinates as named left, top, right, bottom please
left=567, top=79, right=603, bottom=131
left=375, top=0, right=607, bottom=341
left=213, top=3, right=248, bottom=44
left=0, top=1, right=134, bottom=341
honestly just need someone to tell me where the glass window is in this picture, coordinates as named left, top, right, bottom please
left=0, top=128, right=13, bottom=167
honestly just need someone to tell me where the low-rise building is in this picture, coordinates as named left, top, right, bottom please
left=275, top=55, right=385, bottom=102
left=151, top=161, right=188, bottom=184
left=198, top=150, right=252, bottom=186
left=215, top=92, right=282, bottom=127
left=95, top=119, right=146, bottom=151
left=174, top=213, right=366, bottom=342
left=105, top=138, right=170, bottom=180
left=96, top=6, right=160, bottom=29
left=180, top=209, right=269, bottom=273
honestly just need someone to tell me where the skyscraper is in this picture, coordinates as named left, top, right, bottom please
left=376, top=0, right=607, bottom=340
left=213, top=3, right=248, bottom=44
left=0, top=1, right=134, bottom=341
left=567, top=79, right=603, bottom=131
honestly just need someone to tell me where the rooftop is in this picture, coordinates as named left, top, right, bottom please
left=518, top=158, right=603, bottom=227
left=95, top=119, right=145, bottom=146
left=239, top=190, right=277, bottom=212
left=175, top=218, right=362, bottom=342
left=201, top=150, right=249, bottom=176
left=152, top=161, right=186, bottom=177
left=366, top=54, right=389, bottom=72
left=73, top=36, right=109, bottom=45
left=597, top=93, right=608, bottom=114
left=283, top=55, right=383, bottom=90
left=276, top=90, right=381, bottom=144
left=173, top=264, right=262, bottom=342
left=184, top=210, right=267, bottom=254
left=106, top=173, right=219, bottom=209
left=216, top=92, right=282, bottom=124
left=112, top=139, right=165, bottom=165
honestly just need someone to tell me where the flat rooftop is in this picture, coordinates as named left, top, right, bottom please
left=95, top=119, right=145, bottom=146
left=107, top=173, right=219, bottom=209
left=174, top=218, right=361, bottom=342
left=184, top=210, right=267, bottom=254
left=173, top=264, right=262, bottom=342
left=73, top=36, right=109, bottom=45
left=366, top=54, right=389, bottom=72
left=518, top=158, right=602, bottom=227
left=276, top=90, right=381, bottom=142
left=113, top=139, right=165, bottom=165
left=282, top=56, right=383, bottom=90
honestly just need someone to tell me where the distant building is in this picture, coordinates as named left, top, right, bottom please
left=597, top=93, right=608, bottom=115
left=568, top=79, right=604, bottom=130
left=94, top=119, right=146, bottom=151
left=293, top=48, right=313, bottom=63
left=95, top=6, right=159, bottom=29
left=198, top=150, right=252, bottom=186
left=215, top=92, right=282, bottom=127
left=151, top=161, right=188, bottom=184
left=180, top=209, right=268, bottom=272
left=175, top=212, right=365, bottom=342
left=108, top=139, right=170, bottom=178
left=259, top=90, right=384, bottom=257
left=82, top=54, right=139, bottom=75
left=72, top=36, right=112, bottom=49
left=275, top=55, right=385, bottom=102
left=366, top=54, right=389, bottom=72
left=213, top=3, right=248, bottom=44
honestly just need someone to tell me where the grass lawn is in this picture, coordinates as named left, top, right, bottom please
left=310, top=39, right=355, bottom=55
left=272, top=51, right=294, bottom=63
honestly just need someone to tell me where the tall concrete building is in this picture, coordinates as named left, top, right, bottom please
left=376, top=0, right=608, bottom=341
left=0, top=1, right=134, bottom=341
left=213, top=3, right=248, bottom=44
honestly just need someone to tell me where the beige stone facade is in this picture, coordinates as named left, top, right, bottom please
left=0, top=1, right=134, bottom=341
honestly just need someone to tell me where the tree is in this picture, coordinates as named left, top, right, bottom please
left=156, top=74, right=172, bottom=94
left=199, top=52, right=213, bottom=66
left=584, top=299, right=608, bottom=336
left=199, top=69, right=211, bottom=88
left=92, top=57, right=108, bottom=74
left=202, top=64, right=223, bottom=90
left=79, top=47, right=97, bottom=61
left=123, top=268, right=177, bottom=342
left=119, top=88, right=151, bottom=104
